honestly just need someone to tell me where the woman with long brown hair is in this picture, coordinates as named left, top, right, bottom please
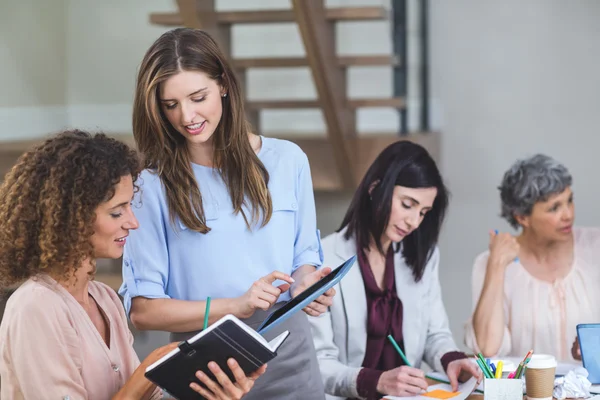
left=0, top=130, right=264, bottom=400
left=119, top=28, right=333, bottom=399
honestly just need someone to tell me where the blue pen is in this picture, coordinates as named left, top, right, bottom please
left=491, top=362, right=496, bottom=375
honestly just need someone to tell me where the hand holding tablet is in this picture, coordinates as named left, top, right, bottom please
left=291, top=266, right=337, bottom=317
left=257, top=255, right=357, bottom=334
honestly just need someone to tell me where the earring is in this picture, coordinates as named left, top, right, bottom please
left=222, top=93, right=227, bottom=98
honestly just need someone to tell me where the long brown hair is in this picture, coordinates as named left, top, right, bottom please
left=133, top=28, right=271, bottom=233
left=0, top=130, right=141, bottom=287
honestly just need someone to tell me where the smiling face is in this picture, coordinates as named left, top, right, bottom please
left=382, top=185, right=438, bottom=245
left=89, top=175, right=139, bottom=259
left=159, top=70, right=225, bottom=148
left=517, top=187, right=575, bottom=242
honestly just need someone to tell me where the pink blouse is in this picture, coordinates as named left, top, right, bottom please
left=464, top=227, right=600, bottom=362
left=0, top=275, right=161, bottom=400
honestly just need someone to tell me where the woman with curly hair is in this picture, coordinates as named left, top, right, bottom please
left=0, top=130, right=264, bottom=400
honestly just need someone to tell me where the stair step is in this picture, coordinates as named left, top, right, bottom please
left=247, top=97, right=405, bottom=109
left=150, top=7, right=388, bottom=26
left=233, top=55, right=399, bottom=69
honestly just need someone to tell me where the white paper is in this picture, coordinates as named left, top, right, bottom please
left=382, top=377, right=478, bottom=400
left=553, top=367, right=592, bottom=399
left=426, top=371, right=485, bottom=393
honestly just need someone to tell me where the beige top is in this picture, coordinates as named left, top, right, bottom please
left=0, top=275, right=161, bottom=400
left=464, top=227, right=600, bottom=362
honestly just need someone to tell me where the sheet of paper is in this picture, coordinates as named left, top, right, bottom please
left=590, top=384, right=600, bottom=394
left=382, top=377, right=478, bottom=400
left=426, top=371, right=484, bottom=393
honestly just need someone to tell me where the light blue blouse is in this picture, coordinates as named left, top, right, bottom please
left=119, top=137, right=323, bottom=315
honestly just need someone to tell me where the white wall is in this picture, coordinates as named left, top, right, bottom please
left=430, top=0, right=600, bottom=349
left=0, top=0, right=68, bottom=140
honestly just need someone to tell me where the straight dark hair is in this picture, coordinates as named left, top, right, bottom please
left=338, top=141, right=449, bottom=282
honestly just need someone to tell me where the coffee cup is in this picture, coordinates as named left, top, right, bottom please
left=525, top=354, right=557, bottom=400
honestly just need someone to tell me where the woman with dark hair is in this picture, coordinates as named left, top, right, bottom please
left=308, top=141, right=481, bottom=400
left=119, top=28, right=332, bottom=399
left=0, top=130, right=264, bottom=399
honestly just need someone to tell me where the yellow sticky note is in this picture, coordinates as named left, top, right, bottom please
left=421, top=389, right=460, bottom=399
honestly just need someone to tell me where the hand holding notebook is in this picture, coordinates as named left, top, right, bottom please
left=145, top=314, right=289, bottom=400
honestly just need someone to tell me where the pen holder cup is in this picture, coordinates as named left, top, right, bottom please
left=484, top=378, right=524, bottom=400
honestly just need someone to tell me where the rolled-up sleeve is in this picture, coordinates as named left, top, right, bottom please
left=119, top=171, right=171, bottom=316
left=292, top=151, right=324, bottom=272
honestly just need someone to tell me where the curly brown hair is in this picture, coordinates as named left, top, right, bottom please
left=0, top=130, right=141, bottom=288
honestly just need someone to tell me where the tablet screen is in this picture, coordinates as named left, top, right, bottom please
left=258, top=256, right=356, bottom=332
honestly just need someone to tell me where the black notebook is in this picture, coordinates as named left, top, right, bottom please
left=144, top=314, right=289, bottom=400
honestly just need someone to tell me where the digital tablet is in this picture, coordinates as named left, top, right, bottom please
left=256, top=255, right=357, bottom=334
left=577, top=323, right=600, bottom=384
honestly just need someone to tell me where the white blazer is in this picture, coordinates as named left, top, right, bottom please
left=308, top=229, right=461, bottom=400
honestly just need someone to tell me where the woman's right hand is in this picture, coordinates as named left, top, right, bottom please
left=190, top=359, right=267, bottom=400
left=376, top=366, right=429, bottom=397
left=235, top=271, right=295, bottom=319
left=488, top=230, right=520, bottom=269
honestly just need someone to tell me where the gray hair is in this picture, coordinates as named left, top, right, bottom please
left=499, top=154, right=572, bottom=229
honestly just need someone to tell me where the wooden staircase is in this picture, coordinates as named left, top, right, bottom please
left=147, top=0, right=436, bottom=191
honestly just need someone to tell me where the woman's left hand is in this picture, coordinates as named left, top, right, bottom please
left=189, top=359, right=267, bottom=400
left=446, top=358, right=483, bottom=392
left=290, top=267, right=336, bottom=317
left=571, top=336, right=582, bottom=360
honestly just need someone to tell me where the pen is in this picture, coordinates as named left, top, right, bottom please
left=387, top=335, right=411, bottom=366
left=203, top=296, right=211, bottom=330
left=495, top=361, right=503, bottom=379
left=477, top=353, right=494, bottom=378
left=475, top=358, right=493, bottom=379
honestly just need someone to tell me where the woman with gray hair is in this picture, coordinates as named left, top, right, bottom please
left=464, top=154, right=600, bottom=362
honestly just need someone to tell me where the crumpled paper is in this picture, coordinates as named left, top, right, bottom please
left=553, top=367, right=592, bottom=399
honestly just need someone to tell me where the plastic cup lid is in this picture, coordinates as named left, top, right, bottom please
left=526, top=354, right=557, bottom=369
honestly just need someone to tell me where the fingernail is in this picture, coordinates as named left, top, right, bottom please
left=494, top=229, right=499, bottom=234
